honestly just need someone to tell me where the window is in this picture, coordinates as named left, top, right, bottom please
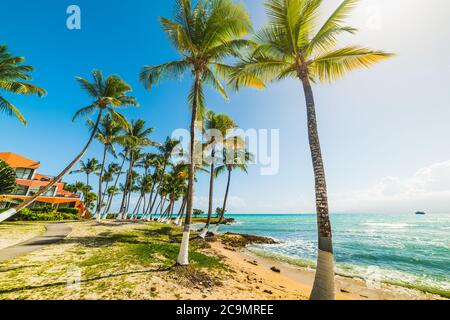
left=11, top=185, right=28, bottom=196
left=42, top=187, right=56, bottom=197
left=15, top=168, right=34, bottom=180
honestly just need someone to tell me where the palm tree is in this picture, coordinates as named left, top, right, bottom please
left=70, top=158, right=101, bottom=187
left=0, top=160, right=17, bottom=195
left=230, top=0, right=393, bottom=300
left=88, top=114, right=127, bottom=219
left=200, top=111, right=237, bottom=238
left=140, top=0, right=253, bottom=266
left=118, top=119, right=157, bottom=218
left=104, top=152, right=128, bottom=217
left=213, top=148, right=251, bottom=231
left=0, top=70, right=138, bottom=223
left=0, top=44, right=46, bottom=125
left=148, top=138, right=180, bottom=213
left=132, top=174, right=153, bottom=218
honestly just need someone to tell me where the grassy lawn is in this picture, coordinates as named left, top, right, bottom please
left=0, top=222, right=229, bottom=300
left=0, top=222, right=46, bottom=250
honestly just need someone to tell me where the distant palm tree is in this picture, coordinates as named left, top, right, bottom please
left=230, top=0, right=393, bottom=300
left=118, top=119, right=157, bottom=218
left=140, top=0, right=253, bottom=266
left=70, top=158, right=101, bottom=187
left=200, top=111, right=237, bottom=238
left=0, top=70, right=138, bottom=223
left=213, top=148, right=251, bottom=231
left=0, top=44, right=46, bottom=125
left=148, top=138, right=180, bottom=213
left=88, top=114, right=127, bottom=219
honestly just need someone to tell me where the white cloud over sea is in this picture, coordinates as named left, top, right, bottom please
left=329, top=160, right=450, bottom=214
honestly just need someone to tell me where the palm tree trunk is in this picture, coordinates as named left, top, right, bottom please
left=216, top=169, right=232, bottom=227
left=0, top=109, right=104, bottom=223
left=96, top=145, right=108, bottom=220
left=149, top=163, right=167, bottom=213
left=206, top=147, right=215, bottom=226
left=106, top=152, right=127, bottom=218
left=300, top=75, right=335, bottom=301
left=177, top=72, right=201, bottom=265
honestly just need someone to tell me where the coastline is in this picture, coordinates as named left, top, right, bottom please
left=210, top=232, right=446, bottom=300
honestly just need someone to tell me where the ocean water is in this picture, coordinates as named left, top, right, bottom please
left=215, top=213, right=450, bottom=297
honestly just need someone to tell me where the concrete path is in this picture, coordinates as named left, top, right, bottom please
left=0, top=223, right=72, bottom=263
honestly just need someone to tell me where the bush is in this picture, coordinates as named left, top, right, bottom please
left=9, top=208, right=81, bottom=222
left=30, top=206, right=54, bottom=213
left=57, top=208, right=79, bottom=215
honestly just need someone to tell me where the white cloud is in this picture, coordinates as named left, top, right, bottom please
left=330, top=160, right=450, bottom=213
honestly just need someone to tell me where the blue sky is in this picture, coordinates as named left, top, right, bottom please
left=2, top=0, right=450, bottom=214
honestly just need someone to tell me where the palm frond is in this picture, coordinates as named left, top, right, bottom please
left=0, top=96, right=26, bottom=124
left=140, top=60, right=191, bottom=91
left=310, top=46, right=394, bottom=82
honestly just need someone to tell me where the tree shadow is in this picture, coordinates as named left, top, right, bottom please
left=0, top=266, right=173, bottom=295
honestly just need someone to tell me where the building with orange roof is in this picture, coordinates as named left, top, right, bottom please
left=0, top=152, right=87, bottom=217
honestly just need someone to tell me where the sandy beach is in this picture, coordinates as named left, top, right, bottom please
left=0, top=221, right=445, bottom=300
left=210, top=238, right=445, bottom=300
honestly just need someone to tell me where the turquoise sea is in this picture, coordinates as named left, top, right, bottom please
left=214, top=213, right=450, bottom=297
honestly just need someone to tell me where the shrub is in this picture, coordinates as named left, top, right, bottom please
left=57, top=208, right=79, bottom=215
left=9, top=208, right=80, bottom=222
left=30, top=206, right=54, bottom=213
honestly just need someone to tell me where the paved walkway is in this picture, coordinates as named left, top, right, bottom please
left=0, top=223, right=72, bottom=263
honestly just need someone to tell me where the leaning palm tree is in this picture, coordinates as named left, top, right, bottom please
left=230, top=0, right=393, bottom=300
left=0, top=44, right=46, bottom=125
left=88, top=114, right=127, bottom=219
left=70, top=158, right=101, bottom=187
left=199, top=111, right=237, bottom=238
left=140, top=0, right=253, bottom=266
left=0, top=70, right=138, bottom=223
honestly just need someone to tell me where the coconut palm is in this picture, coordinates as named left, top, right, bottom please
left=140, top=0, right=253, bottom=265
left=118, top=119, right=157, bottom=218
left=213, top=148, right=251, bottom=231
left=229, top=0, right=393, bottom=300
left=88, top=114, right=127, bottom=219
left=199, top=111, right=237, bottom=238
left=70, top=158, right=101, bottom=187
left=0, top=70, right=138, bottom=223
left=0, top=160, right=17, bottom=195
left=0, top=44, right=46, bottom=125
left=132, top=174, right=153, bottom=218
left=104, top=152, right=128, bottom=217
left=148, top=138, right=180, bottom=213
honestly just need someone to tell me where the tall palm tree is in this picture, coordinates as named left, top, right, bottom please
left=0, top=44, right=46, bottom=125
left=230, top=0, right=393, bottom=300
left=70, top=158, right=101, bottom=187
left=0, top=70, right=138, bottom=223
left=200, top=111, right=237, bottom=238
left=88, top=114, right=127, bottom=219
left=140, top=0, right=253, bottom=266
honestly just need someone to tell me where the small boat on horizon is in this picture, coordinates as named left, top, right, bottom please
left=415, top=211, right=426, bottom=215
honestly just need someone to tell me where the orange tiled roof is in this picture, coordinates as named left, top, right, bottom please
left=0, top=152, right=40, bottom=170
